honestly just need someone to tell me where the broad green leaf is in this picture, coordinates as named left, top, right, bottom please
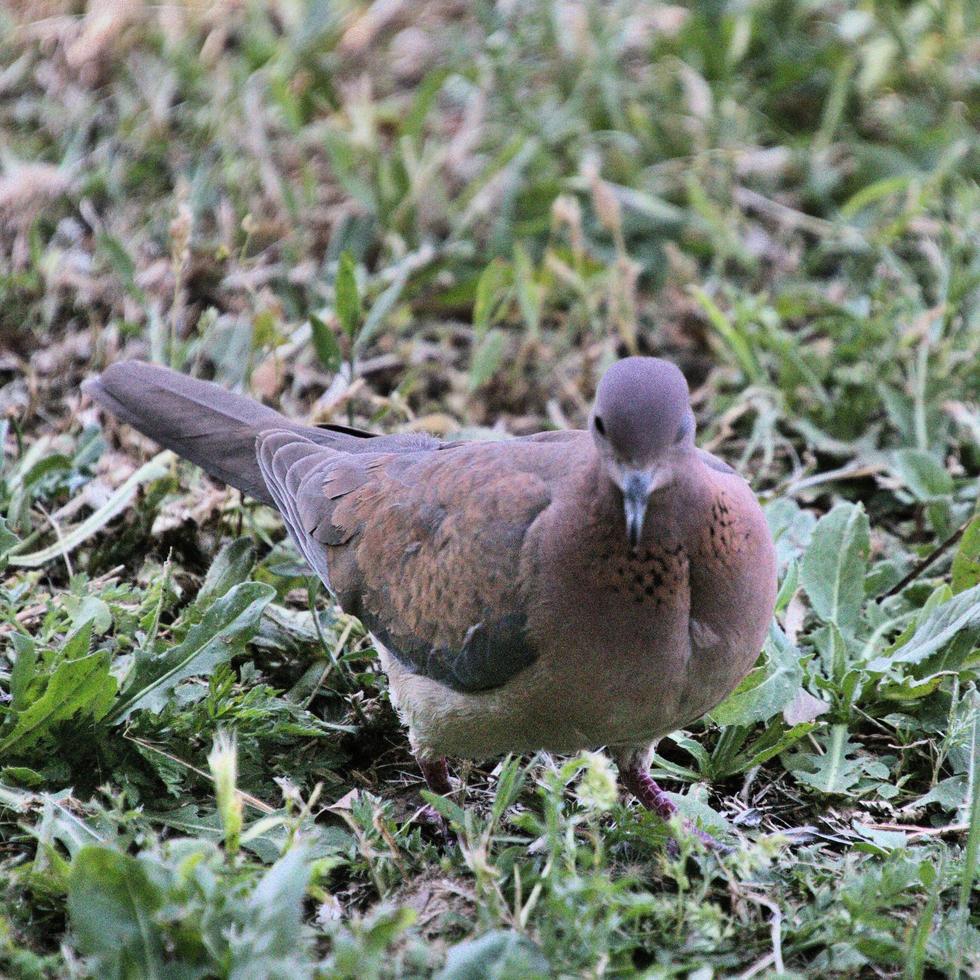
left=473, top=258, right=513, bottom=339
left=335, top=250, right=361, bottom=339
left=67, top=846, right=170, bottom=980
left=9, top=633, right=36, bottom=710
left=0, top=515, right=20, bottom=566
left=21, top=453, right=72, bottom=489
left=800, top=502, right=870, bottom=636
left=765, top=498, right=816, bottom=571
left=228, top=846, right=312, bottom=978
left=889, top=449, right=953, bottom=501
left=690, top=286, right=762, bottom=383
left=813, top=623, right=849, bottom=685
left=0, top=648, right=117, bottom=755
left=436, top=929, right=550, bottom=980
left=711, top=623, right=802, bottom=726
left=870, top=584, right=980, bottom=676
left=401, top=66, right=452, bottom=141
left=355, top=266, right=409, bottom=353
left=108, top=582, right=275, bottom=722
left=952, top=515, right=980, bottom=594
left=469, top=329, right=506, bottom=390
left=310, top=314, right=342, bottom=373
left=733, top=722, right=816, bottom=774
left=69, top=595, right=113, bottom=633
left=1, top=766, right=43, bottom=787
left=490, top=755, right=526, bottom=828
left=910, top=775, right=968, bottom=814
left=513, top=243, right=541, bottom=336
left=63, top=620, right=95, bottom=661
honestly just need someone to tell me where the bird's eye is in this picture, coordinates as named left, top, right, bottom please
left=594, top=416, right=606, bottom=436
left=674, top=413, right=694, bottom=444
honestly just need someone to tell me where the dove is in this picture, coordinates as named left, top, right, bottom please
left=84, top=357, right=776, bottom=849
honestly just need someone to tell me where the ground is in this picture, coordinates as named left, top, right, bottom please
left=1, top=1, right=978, bottom=977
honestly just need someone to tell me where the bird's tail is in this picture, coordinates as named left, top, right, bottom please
left=83, top=361, right=300, bottom=505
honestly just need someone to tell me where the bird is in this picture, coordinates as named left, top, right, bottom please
left=83, top=357, right=776, bottom=849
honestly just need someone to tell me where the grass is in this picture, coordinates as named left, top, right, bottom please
left=1, top=0, right=978, bottom=975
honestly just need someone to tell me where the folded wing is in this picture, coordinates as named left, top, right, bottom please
left=256, top=431, right=553, bottom=692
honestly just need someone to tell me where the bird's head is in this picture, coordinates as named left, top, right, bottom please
left=589, top=357, right=696, bottom=547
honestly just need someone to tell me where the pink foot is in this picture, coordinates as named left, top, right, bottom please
left=619, top=760, right=732, bottom=855
left=414, top=754, right=452, bottom=839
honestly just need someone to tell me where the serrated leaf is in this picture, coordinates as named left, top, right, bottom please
left=787, top=725, right=888, bottom=795
left=310, top=314, right=342, bottom=373
left=0, top=648, right=117, bottom=755
left=335, top=250, right=361, bottom=339
left=108, top=581, right=275, bottom=723
left=197, top=538, right=257, bottom=607
left=800, top=502, right=870, bottom=636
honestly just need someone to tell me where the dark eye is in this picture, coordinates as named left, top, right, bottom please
left=594, top=416, right=606, bottom=436
left=674, top=413, right=694, bottom=444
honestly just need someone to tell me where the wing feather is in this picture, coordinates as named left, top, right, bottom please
left=254, top=432, right=554, bottom=692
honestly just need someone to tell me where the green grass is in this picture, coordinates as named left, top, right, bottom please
left=1, top=0, right=978, bottom=976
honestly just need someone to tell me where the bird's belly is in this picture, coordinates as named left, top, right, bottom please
left=376, top=623, right=695, bottom=759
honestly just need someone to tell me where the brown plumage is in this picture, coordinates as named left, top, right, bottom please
left=84, top=357, right=777, bottom=850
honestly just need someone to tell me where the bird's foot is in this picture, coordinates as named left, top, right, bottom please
left=620, top=762, right=732, bottom=855
left=414, top=802, right=450, bottom=840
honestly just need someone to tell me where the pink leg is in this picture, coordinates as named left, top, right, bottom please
left=414, top=754, right=452, bottom=835
left=617, top=751, right=732, bottom=854
left=417, top=754, right=452, bottom=796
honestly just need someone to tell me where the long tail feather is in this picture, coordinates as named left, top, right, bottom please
left=83, top=361, right=295, bottom=504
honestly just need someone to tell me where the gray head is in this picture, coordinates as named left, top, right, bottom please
left=589, top=357, right=696, bottom=545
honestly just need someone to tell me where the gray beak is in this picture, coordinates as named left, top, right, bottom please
left=622, top=471, right=652, bottom=548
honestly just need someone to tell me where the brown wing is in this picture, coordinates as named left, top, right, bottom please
left=256, top=431, right=554, bottom=692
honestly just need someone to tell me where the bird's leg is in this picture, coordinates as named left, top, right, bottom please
left=615, top=748, right=732, bottom=855
left=417, top=754, right=452, bottom=796
left=414, top=754, right=452, bottom=834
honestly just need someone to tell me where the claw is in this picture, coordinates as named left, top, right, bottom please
left=619, top=758, right=732, bottom=854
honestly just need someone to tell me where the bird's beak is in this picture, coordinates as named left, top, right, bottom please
left=622, top=470, right=653, bottom=548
